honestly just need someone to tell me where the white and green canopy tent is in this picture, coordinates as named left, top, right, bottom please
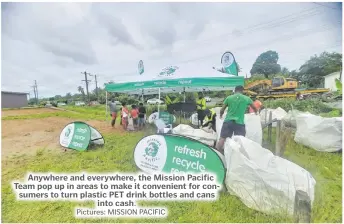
left=104, top=52, right=244, bottom=115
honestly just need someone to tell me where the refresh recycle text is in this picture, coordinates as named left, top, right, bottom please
left=12, top=172, right=222, bottom=219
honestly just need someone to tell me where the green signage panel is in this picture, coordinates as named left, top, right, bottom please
left=59, top=122, right=104, bottom=151
left=159, top=111, right=173, bottom=125
left=134, top=134, right=225, bottom=184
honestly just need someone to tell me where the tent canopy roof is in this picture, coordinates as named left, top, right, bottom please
left=105, top=63, right=244, bottom=94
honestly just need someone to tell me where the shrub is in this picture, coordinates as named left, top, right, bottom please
left=262, top=98, right=334, bottom=114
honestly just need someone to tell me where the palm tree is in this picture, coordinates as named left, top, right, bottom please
left=77, top=86, right=86, bottom=101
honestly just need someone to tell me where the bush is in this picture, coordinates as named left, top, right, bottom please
left=262, top=98, right=334, bottom=114
left=319, top=109, right=342, bottom=117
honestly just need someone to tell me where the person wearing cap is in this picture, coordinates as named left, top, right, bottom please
left=196, top=92, right=206, bottom=128
left=202, top=108, right=217, bottom=132
left=216, top=85, right=258, bottom=155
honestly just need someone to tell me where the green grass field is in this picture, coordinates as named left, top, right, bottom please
left=1, top=104, right=342, bottom=223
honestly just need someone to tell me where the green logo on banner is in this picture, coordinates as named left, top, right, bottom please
left=159, top=66, right=179, bottom=77
left=145, top=142, right=159, bottom=157
left=221, top=52, right=238, bottom=76
left=65, top=127, right=72, bottom=137
left=134, top=135, right=225, bottom=184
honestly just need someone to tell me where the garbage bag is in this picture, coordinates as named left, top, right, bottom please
left=224, top=136, right=316, bottom=216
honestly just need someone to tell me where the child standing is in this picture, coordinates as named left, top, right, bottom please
left=131, top=105, right=139, bottom=130
left=121, top=103, right=129, bottom=130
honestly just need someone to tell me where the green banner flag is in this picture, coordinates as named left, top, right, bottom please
left=134, top=134, right=225, bottom=184
left=59, top=122, right=104, bottom=151
left=221, top=51, right=238, bottom=76
left=138, top=60, right=144, bottom=75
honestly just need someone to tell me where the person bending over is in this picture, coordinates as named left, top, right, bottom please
left=216, top=85, right=258, bottom=155
left=202, top=108, right=217, bottom=132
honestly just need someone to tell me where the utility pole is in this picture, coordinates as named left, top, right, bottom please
left=81, top=71, right=92, bottom=104
left=35, top=80, right=38, bottom=105
left=94, top=74, right=99, bottom=101
left=88, top=73, right=99, bottom=102
left=31, top=82, right=37, bottom=105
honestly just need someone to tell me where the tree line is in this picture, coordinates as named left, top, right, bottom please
left=250, top=50, right=342, bottom=88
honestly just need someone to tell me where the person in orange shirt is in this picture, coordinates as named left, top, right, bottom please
left=249, top=97, right=263, bottom=114
left=131, top=105, right=139, bottom=130
left=121, top=102, right=129, bottom=130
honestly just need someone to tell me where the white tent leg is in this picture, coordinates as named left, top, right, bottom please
left=142, top=89, right=144, bottom=103
left=105, top=91, right=108, bottom=121
left=158, top=88, right=161, bottom=119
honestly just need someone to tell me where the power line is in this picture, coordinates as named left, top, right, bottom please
left=101, top=24, right=340, bottom=83
left=185, top=6, right=323, bottom=48
left=172, top=21, right=341, bottom=66
left=102, top=5, right=325, bottom=78
left=312, top=2, right=341, bottom=10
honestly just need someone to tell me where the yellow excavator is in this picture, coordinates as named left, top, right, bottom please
left=244, top=77, right=330, bottom=100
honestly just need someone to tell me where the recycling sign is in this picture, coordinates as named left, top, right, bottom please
left=59, top=121, right=104, bottom=151
left=134, top=134, right=225, bottom=184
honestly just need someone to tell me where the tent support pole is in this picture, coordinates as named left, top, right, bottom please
left=105, top=91, right=108, bottom=121
left=141, top=89, right=144, bottom=103
left=158, top=88, right=161, bottom=118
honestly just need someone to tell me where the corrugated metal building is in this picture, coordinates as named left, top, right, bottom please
left=1, top=91, right=29, bottom=108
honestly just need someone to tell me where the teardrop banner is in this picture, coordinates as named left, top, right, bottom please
left=133, top=134, right=226, bottom=184
left=138, top=60, right=144, bottom=75
left=221, top=51, right=238, bottom=76
left=59, top=121, right=104, bottom=151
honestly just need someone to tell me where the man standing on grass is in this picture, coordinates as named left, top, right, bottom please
left=108, top=99, right=117, bottom=128
left=216, top=85, right=258, bottom=155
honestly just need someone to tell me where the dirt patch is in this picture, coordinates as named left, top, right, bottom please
left=1, top=117, right=123, bottom=159
left=1, top=108, right=58, bottom=117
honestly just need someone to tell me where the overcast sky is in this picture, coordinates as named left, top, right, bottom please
left=1, top=2, right=342, bottom=98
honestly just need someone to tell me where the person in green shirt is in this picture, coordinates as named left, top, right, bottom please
left=216, top=86, right=258, bottom=154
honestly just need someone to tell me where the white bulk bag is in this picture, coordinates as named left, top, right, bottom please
left=260, top=107, right=287, bottom=127
left=224, top=136, right=316, bottom=216
left=190, top=113, right=199, bottom=126
left=282, top=110, right=312, bottom=128
left=172, top=124, right=217, bottom=147
left=294, top=114, right=342, bottom=152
